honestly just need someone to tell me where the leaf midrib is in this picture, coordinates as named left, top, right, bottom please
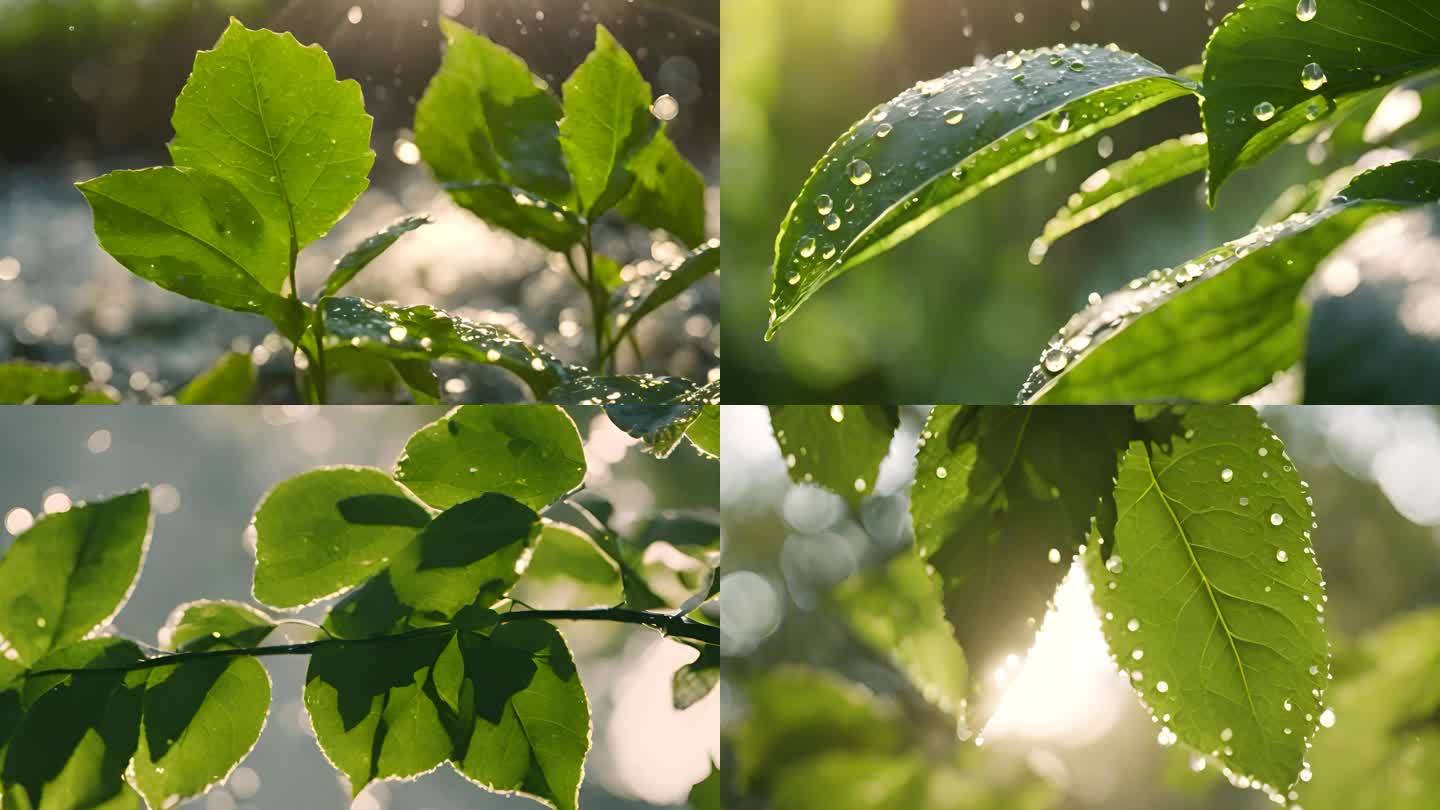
left=242, top=35, right=299, bottom=267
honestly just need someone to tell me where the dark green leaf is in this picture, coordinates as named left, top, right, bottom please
left=769, top=405, right=898, bottom=506
left=441, top=182, right=586, bottom=252
left=321, top=215, right=431, bottom=299
left=1030, top=133, right=1209, bottom=262
left=1202, top=0, right=1440, bottom=201
left=0, top=489, right=151, bottom=664
left=617, top=129, right=707, bottom=247
left=321, top=297, right=581, bottom=397
left=391, top=356, right=442, bottom=404
left=1086, top=406, right=1328, bottom=796
left=0, top=362, right=93, bottom=404
left=252, top=467, right=431, bottom=609
left=395, top=404, right=586, bottom=511
left=1020, top=160, right=1440, bottom=403
left=416, top=19, right=571, bottom=201
left=549, top=375, right=719, bottom=458
left=767, top=45, right=1195, bottom=338
left=21, top=638, right=147, bottom=708
left=610, top=241, right=719, bottom=348
left=559, top=25, right=660, bottom=216
left=911, top=406, right=1132, bottom=720
left=688, top=765, right=720, bottom=810
left=158, top=600, right=275, bottom=653
left=633, top=511, right=721, bottom=554
left=672, top=644, right=718, bottom=710
left=175, top=352, right=256, bottom=404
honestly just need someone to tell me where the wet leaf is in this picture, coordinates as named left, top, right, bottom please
left=609, top=241, right=720, bottom=348
left=0, top=489, right=151, bottom=664
left=768, top=45, right=1195, bottom=338
left=686, top=404, right=720, bottom=459
left=1021, top=161, right=1440, bottom=403
left=1087, top=406, right=1329, bottom=795
left=1203, top=0, right=1440, bottom=201
left=176, top=352, right=256, bottom=404
left=769, top=405, right=899, bottom=506
left=617, top=129, right=707, bottom=247
left=549, top=375, right=719, bottom=458
left=395, top=404, right=586, bottom=512
left=560, top=25, right=659, bottom=216
left=321, top=215, right=431, bottom=298
left=0, top=362, right=94, bottom=404
left=441, top=181, right=586, bottom=251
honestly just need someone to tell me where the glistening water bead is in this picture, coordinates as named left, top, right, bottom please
left=1301, top=62, right=1328, bottom=91
left=1254, top=101, right=1277, bottom=122
left=1297, top=0, right=1318, bottom=22
left=848, top=159, right=874, bottom=186
left=816, top=194, right=834, bottom=216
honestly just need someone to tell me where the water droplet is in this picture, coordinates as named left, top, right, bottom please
left=798, top=236, right=817, bottom=258
left=848, top=159, right=873, bottom=186
left=876, top=123, right=893, bottom=138
left=1297, top=0, right=1317, bottom=21
left=830, top=404, right=845, bottom=423
left=945, top=108, right=966, bottom=125
left=1107, top=556, right=1125, bottom=575
left=823, top=212, right=842, bottom=231
left=1051, top=111, right=1072, bottom=133
left=650, top=94, right=679, bottom=121
left=935, top=466, right=949, bottom=479
left=1048, top=548, right=1062, bottom=564
left=1221, top=727, right=1234, bottom=742
left=1221, top=468, right=1233, bottom=482
left=1132, top=649, right=1144, bottom=660
left=1042, top=346, right=1069, bottom=373
left=786, top=272, right=801, bottom=286
left=1157, top=680, right=1169, bottom=693
left=1127, top=618, right=1140, bottom=632
left=853, top=478, right=867, bottom=493
left=1258, top=447, right=1269, bottom=457
left=346, top=5, right=363, bottom=24
left=1319, top=708, right=1336, bottom=728
left=1276, top=549, right=1289, bottom=562
left=1301, top=62, right=1328, bottom=91
left=1254, top=101, right=1277, bottom=122
left=1270, top=513, right=1284, bottom=526
left=816, top=194, right=834, bottom=216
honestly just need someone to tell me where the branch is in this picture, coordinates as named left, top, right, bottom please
left=24, top=607, right=718, bottom=678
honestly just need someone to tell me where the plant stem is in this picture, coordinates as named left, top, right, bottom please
left=582, top=229, right=609, bottom=374
left=23, top=607, right=718, bottom=678
left=310, top=306, right=329, bottom=405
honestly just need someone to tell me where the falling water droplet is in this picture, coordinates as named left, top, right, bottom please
left=1048, top=548, right=1062, bottom=564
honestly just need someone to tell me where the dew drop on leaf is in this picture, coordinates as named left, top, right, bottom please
left=1276, top=549, right=1289, bottom=562
left=1319, top=708, right=1336, bottom=727
left=830, top=405, right=845, bottom=423
left=1297, top=0, right=1317, bottom=22
left=945, top=108, right=966, bottom=125
left=816, top=194, right=834, bottom=216
left=1221, top=468, right=1234, bottom=482
left=1301, top=62, right=1328, bottom=91
left=847, top=159, right=874, bottom=186
left=798, top=236, right=817, bottom=258
left=1254, top=101, right=1277, bottom=122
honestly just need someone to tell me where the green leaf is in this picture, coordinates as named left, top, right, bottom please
left=1030, top=133, right=1209, bottom=262
left=395, top=404, right=586, bottom=512
left=0, top=362, right=92, bottom=404
left=0, top=489, right=151, bottom=664
left=321, top=214, right=431, bottom=299
left=688, top=765, right=720, bottom=810
left=158, top=600, right=275, bottom=653
left=321, top=297, right=580, bottom=397
left=617, top=129, right=707, bottom=247
left=911, top=406, right=1132, bottom=720
left=441, top=182, right=587, bottom=252
left=672, top=644, right=719, bottom=710
left=767, top=45, right=1196, bottom=338
left=175, top=352, right=256, bottom=404
left=1086, top=406, right=1329, bottom=795
left=391, top=356, right=442, bottom=404
left=559, top=25, right=660, bottom=216
left=549, top=375, right=720, bottom=458
left=633, top=511, right=721, bottom=555
left=416, top=19, right=571, bottom=201
left=831, top=553, right=969, bottom=721
left=131, top=656, right=270, bottom=810
left=251, top=467, right=431, bottom=609
left=305, top=633, right=455, bottom=795
left=769, top=405, right=898, bottom=506
left=686, top=404, right=720, bottom=459
left=450, top=623, right=590, bottom=810
left=168, top=19, right=374, bottom=253
left=1202, top=0, right=1440, bottom=201
left=591, top=530, right=667, bottom=610
left=78, top=167, right=298, bottom=331
left=610, top=241, right=720, bottom=349
left=1020, top=160, right=1440, bottom=403
left=524, top=520, right=623, bottom=593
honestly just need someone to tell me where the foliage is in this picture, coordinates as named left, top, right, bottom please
left=0, top=405, right=719, bottom=809
left=766, top=2, right=1440, bottom=403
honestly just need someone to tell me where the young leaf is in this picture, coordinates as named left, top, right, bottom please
left=158, top=600, right=276, bottom=653
left=672, top=644, right=719, bottom=710
left=911, top=406, right=1132, bottom=720
left=1030, top=133, right=1208, bottom=262
left=1086, top=407, right=1329, bottom=796
left=321, top=214, right=431, bottom=298
left=549, top=375, right=720, bottom=458
left=321, top=297, right=581, bottom=397
left=1020, top=160, right=1440, bottom=403
left=769, top=405, right=899, bottom=506
left=131, top=656, right=270, bottom=810
left=305, top=633, right=455, bottom=795
left=449, top=623, right=591, bottom=810
left=0, top=362, right=92, bottom=404
left=168, top=19, right=374, bottom=254
left=0, top=489, right=151, bottom=664
left=1203, top=0, right=1440, bottom=201
left=394, top=404, right=586, bottom=512
left=617, top=129, right=708, bottom=247
left=560, top=25, right=660, bottom=216
left=609, top=241, right=720, bottom=350
left=416, top=19, right=571, bottom=202
left=251, top=467, right=431, bottom=609
left=830, top=553, right=969, bottom=721
left=441, top=181, right=587, bottom=251
left=767, top=45, right=1195, bottom=338
left=176, top=352, right=256, bottom=404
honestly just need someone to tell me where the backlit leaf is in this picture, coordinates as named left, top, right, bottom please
left=0, top=362, right=93, bottom=404
left=617, top=129, right=707, bottom=247
left=769, top=405, right=898, bottom=506
left=158, top=600, right=275, bottom=653
left=321, top=215, right=431, bottom=298
left=549, top=375, right=719, bottom=458
left=175, top=352, right=256, bottom=405
left=609, top=241, right=719, bottom=348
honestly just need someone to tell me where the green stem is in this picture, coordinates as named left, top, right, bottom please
left=23, top=607, right=718, bottom=678
left=582, top=229, right=609, bottom=374
left=310, top=307, right=329, bottom=405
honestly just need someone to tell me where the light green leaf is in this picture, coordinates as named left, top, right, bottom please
left=1202, top=0, right=1440, bottom=201
left=688, top=765, right=720, bottom=810
left=0, top=489, right=151, bottom=664
left=168, top=19, right=374, bottom=253
left=158, top=600, right=275, bottom=653
left=77, top=167, right=298, bottom=332
left=305, top=632, right=455, bottom=795
left=686, top=404, right=720, bottom=459
left=549, top=375, right=720, bottom=458
left=394, top=404, right=586, bottom=512
left=251, top=467, right=431, bottom=609
left=416, top=18, right=571, bottom=201
left=767, top=45, right=1195, bottom=338
left=131, top=656, right=270, bottom=809
left=831, top=553, right=969, bottom=721
left=524, top=520, right=623, bottom=594
left=769, top=405, right=898, bottom=506
left=441, top=182, right=586, bottom=251
left=0, top=362, right=92, bottom=404
left=1030, top=133, right=1209, bottom=261
left=321, top=215, right=431, bottom=299
left=617, top=129, right=707, bottom=247
left=321, top=296, right=581, bottom=397
left=911, top=406, right=1132, bottom=719
left=559, top=25, right=660, bottom=216
left=610, top=241, right=719, bottom=349
left=1020, top=160, right=1440, bottom=403
left=672, top=644, right=719, bottom=710
left=450, top=623, right=591, bottom=810
left=591, top=530, right=667, bottom=611
left=176, top=352, right=256, bottom=404
left=1087, top=406, right=1329, bottom=795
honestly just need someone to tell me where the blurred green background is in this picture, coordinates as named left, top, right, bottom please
left=721, top=0, right=1440, bottom=403
left=721, top=404, right=1440, bottom=808
left=0, top=405, right=719, bottom=810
